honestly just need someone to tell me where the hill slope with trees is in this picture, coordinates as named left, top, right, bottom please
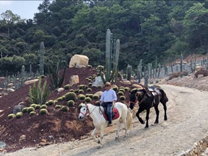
left=0, top=0, right=208, bottom=75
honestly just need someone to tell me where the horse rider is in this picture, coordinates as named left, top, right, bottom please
left=100, top=82, right=117, bottom=126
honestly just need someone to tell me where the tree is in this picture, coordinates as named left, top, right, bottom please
left=38, top=0, right=50, bottom=13
left=1, top=10, right=21, bottom=37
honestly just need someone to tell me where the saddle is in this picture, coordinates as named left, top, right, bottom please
left=103, top=107, right=120, bottom=121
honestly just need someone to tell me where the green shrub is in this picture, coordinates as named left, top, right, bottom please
left=57, top=97, right=63, bottom=102
left=64, top=92, right=77, bottom=101
left=75, top=89, right=79, bottom=94
left=41, top=104, right=47, bottom=109
left=85, top=97, right=92, bottom=103
left=124, top=87, right=130, bottom=91
left=120, top=86, right=125, bottom=89
left=119, top=89, right=125, bottom=93
left=85, top=78, right=89, bottom=81
left=30, top=111, right=36, bottom=116
left=87, top=79, right=92, bottom=82
left=78, top=85, right=84, bottom=89
left=46, top=100, right=54, bottom=106
left=55, top=105, right=62, bottom=109
left=8, top=114, right=16, bottom=119
left=35, top=104, right=41, bottom=109
left=67, top=100, right=75, bottom=107
left=86, top=94, right=93, bottom=99
left=39, top=109, right=48, bottom=115
left=112, top=86, right=118, bottom=92
left=88, top=76, right=92, bottom=79
left=64, top=84, right=71, bottom=90
left=93, top=94, right=99, bottom=100
left=83, top=85, right=88, bottom=89
left=61, top=106, right=69, bottom=112
left=69, top=89, right=74, bottom=92
left=79, top=89, right=84, bottom=94
left=119, top=96, right=126, bottom=101
left=78, top=94, right=86, bottom=100
left=27, top=107, right=35, bottom=113
left=87, top=65, right=92, bottom=68
left=30, top=104, right=37, bottom=108
left=22, top=107, right=28, bottom=113
left=117, top=91, right=124, bottom=96
left=88, top=83, right=92, bottom=87
left=87, top=88, right=92, bottom=92
left=16, top=112, right=23, bottom=119
left=40, top=75, right=45, bottom=78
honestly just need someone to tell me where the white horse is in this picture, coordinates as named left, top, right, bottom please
left=78, top=102, right=132, bottom=146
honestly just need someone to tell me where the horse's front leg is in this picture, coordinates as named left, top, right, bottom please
left=91, top=128, right=98, bottom=142
left=136, top=107, right=145, bottom=124
left=145, top=108, right=150, bottom=128
left=98, top=126, right=104, bottom=147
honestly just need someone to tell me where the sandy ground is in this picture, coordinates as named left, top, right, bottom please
left=3, top=85, right=208, bottom=156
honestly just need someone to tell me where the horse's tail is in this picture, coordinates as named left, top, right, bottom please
left=160, top=89, right=168, bottom=103
left=126, top=109, right=133, bottom=130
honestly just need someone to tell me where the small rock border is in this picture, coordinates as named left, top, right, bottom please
left=180, top=133, right=208, bottom=156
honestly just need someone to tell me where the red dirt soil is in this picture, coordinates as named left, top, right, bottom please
left=0, top=67, right=137, bottom=153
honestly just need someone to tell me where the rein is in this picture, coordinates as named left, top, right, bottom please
left=81, top=104, right=97, bottom=116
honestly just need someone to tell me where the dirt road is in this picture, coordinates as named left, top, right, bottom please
left=4, top=85, right=208, bottom=156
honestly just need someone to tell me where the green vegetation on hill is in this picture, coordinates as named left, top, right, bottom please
left=0, top=0, right=208, bottom=75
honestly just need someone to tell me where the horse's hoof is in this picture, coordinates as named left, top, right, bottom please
left=164, top=118, right=167, bottom=121
left=97, top=145, right=102, bottom=149
left=98, top=139, right=101, bottom=144
left=145, top=126, right=149, bottom=129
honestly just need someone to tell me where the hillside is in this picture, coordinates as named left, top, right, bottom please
left=1, top=0, right=208, bottom=75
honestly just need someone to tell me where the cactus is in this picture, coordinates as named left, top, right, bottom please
left=157, top=63, right=161, bottom=78
left=29, top=78, right=50, bottom=105
left=144, top=70, right=149, bottom=88
left=21, top=65, right=26, bottom=87
left=100, top=29, right=120, bottom=84
left=126, top=64, right=132, bottom=81
left=39, top=42, right=45, bottom=75
left=48, top=60, right=66, bottom=91
left=180, top=53, right=183, bottom=77
left=29, top=64, right=32, bottom=77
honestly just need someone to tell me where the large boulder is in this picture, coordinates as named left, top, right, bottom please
left=70, top=75, right=79, bottom=85
left=69, top=54, right=89, bottom=68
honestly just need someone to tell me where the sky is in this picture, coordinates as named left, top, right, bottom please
left=0, top=1, right=43, bottom=20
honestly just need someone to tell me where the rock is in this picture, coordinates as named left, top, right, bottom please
left=7, top=88, right=15, bottom=92
left=0, top=141, right=6, bottom=149
left=24, top=79, right=39, bottom=85
left=69, top=54, right=89, bottom=68
left=70, top=75, right=79, bottom=85
left=57, top=88, right=64, bottom=93
left=120, top=80, right=131, bottom=85
left=19, top=135, right=26, bottom=141
left=7, top=83, right=13, bottom=87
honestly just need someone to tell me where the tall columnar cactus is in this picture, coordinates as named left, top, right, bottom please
left=180, top=53, right=183, bottom=72
left=21, top=65, right=25, bottom=87
left=105, top=29, right=111, bottom=82
left=39, top=42, right=45, bottom=75
left=148, top=63, right=152, bottom=79
left=127, top=64, right=132, bottom=81
left=144, top=70, right=149, bottom=88
left=157, top=63, right=161, bottom=78
left=114, top=39, right=120, bottom=82
left=101, top=29, right=120, bottom=84
left=29, top=64, right=32, bottom=77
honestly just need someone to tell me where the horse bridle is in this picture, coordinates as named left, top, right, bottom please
left=80, top=104, right=96, bottom=117
left=130, top=90, right=145, bottom=106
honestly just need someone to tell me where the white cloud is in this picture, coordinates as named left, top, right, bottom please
left=0, top=1, right=13, bottom=6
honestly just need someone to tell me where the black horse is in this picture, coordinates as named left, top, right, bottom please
left=129, top=85, right=168, bottom=128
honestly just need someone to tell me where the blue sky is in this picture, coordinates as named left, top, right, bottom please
left=0, top=1, right=43, bottom=20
